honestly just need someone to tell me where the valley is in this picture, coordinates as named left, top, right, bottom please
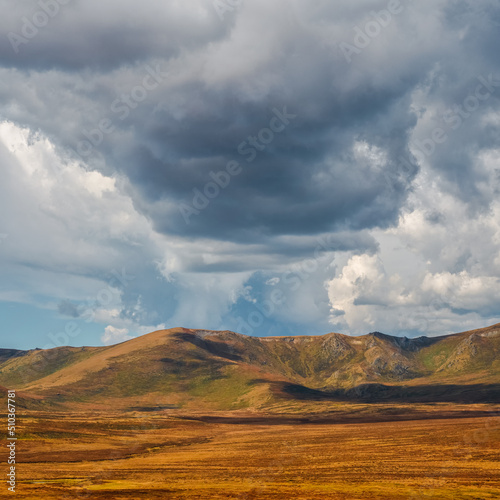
left=2, top=324, right=500, bottom=498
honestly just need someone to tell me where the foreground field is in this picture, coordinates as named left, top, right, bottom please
left=8, top=405, right=500, bottom=499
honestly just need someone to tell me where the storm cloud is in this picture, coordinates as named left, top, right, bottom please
left=1, top=0, right=499, bottom=347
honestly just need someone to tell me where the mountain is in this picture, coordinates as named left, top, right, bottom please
left=1, top=324, right=500, bottom=411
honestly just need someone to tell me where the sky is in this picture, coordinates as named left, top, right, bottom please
left=1, top=0, right=500, bottom=350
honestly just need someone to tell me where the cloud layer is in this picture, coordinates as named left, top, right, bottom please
left=0, top=0, right=499, bottom=346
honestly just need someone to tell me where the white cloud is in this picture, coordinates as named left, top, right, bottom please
left=327, top=254, right=388, bottom=333
left=0, top=121, right=172, bottom=335
left=266, top=277, right=280, bottom=286
left=421, top=271, right=500, bottom=312
left=101, top=326, right=132, bottom=345
left=165, top=272, right=252, bottom=329
left=326, top=140, right=500, bottom=337
left=0, top=121, right=158, bottom=278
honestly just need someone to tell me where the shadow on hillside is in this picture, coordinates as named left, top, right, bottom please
left=265, top=380, right=500, bottom=404
left=172, top=332, right=243, bottom=362
left=128, top=405, right=180, bottom=411
left=177, top=410, right=499, bottom=425
left=368, top=332, right=446, bottom=351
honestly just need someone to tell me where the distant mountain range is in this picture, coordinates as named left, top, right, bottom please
left=1, top=324, right=500, bottom=411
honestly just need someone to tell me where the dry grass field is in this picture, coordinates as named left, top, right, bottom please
left=7, top=404, right=500, bottom=500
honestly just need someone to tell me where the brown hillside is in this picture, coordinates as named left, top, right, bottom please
left=1, top=324, right=499, bottom=410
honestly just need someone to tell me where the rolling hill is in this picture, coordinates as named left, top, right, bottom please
left=1, top=324, right=500, bottom=411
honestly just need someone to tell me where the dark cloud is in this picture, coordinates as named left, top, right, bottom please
left=0, top=0, right=227, bottom=71
left=1, top=0, right=500, bottom=342
left=0, top=0, right=434, bottom=250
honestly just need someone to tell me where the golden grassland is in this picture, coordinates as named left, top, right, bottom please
left=5, top=403, right=500, bottom=499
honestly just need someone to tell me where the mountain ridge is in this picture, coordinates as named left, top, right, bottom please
left=1, top=323, right=499, bottom=411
